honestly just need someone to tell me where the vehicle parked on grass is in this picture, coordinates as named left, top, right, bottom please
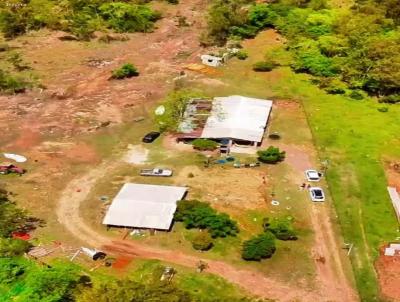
left=140, top=168, right=173, bottom=177
left=0, top=164, right=25, bottom=175
left=142, top=131, right=160, bottom=143
left=305, top=169, right=322, bottom=182
left=309, top=187, right=325, bottom=202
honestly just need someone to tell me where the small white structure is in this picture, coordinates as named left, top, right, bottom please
left=387, top=187, right=400, bottom=222
left=201, top=54, right=224, bottom=67
left=103, top=183, right=187, bottom=230
left=201, top=96, right=273, bottom=146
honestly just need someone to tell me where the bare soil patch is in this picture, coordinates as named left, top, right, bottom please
left=376, top=248, right=400, bottom=301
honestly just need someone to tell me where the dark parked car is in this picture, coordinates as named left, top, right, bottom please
left=142, top=131, right=160, bottom=143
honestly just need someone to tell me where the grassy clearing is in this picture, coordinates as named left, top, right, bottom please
left=127, top=259, right=249, bottom=301
left=209, top=30, right=400, bottom=301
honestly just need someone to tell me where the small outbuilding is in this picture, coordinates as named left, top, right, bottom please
left=201, top=54, right=224, bottom=67
left=103, top=183, right=187, bottom=230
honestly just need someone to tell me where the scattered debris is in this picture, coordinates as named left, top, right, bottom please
left=196, top=260, right=208, bottom=273
left=160, top=266, right=176, bottom=282
left=271, top=200, right=280, bottom=206
left=58, top=34, right=79, bottom=41
left=12, top=232, right=31, bottom=240
left=73, top=247, right=107, bottom=261
left=384, top=243, right=400, bottom=256
left=85, top=58, right=113, bottom=68
left=99, top=195, right=109, bottom=202
left=155, top=105, right=165, bottom=116
left=133, top=116, right=145, bottom=122
left=28, top=246, right=54, bottom=258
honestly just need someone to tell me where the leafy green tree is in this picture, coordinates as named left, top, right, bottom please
left=99, top=3, right=161, bottom=33
left=19, top=262, right=81, bottom=302
left=242, top=232, right=276, bottom=261
left=257, top=146, right=285, bottom=164
left=0, top=257, right=28, bottom=285
left=0, top=189, right=41, bottom=237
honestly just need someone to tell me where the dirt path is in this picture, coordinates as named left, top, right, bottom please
left=275, top=143, right=358, bottom=302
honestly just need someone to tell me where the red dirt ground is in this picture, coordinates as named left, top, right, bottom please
left=375, top=247, right=400, bottom=301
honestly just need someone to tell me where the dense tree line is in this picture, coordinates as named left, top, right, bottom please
left=0, top=0, right=162, bottom=40
left=204, top=0, right=400, bottom=100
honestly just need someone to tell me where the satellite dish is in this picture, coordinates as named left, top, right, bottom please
left=155, top=105, right=165, bottom=116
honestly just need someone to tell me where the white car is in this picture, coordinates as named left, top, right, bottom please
left=309, top=187, right=325, bottom=202
left=305, top=169, right=322, bottom=182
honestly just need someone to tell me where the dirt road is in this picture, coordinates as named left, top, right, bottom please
left=275, top=142, right=358, bottom=302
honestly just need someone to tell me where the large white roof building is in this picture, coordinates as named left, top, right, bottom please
left=103, top=183, right=187, bottom=230
left=201, top=96, right=272, bottom=143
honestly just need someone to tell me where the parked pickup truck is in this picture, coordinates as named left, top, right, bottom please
left=140, top=168, right=173, bottom=177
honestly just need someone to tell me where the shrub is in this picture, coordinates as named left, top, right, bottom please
left=191, top=231, right=213, bottom=251
left=192, top=139, right=218, bottom=151
left=174, top=200, right=239, bottom=238
left=111, top=63, right=139, bottom=79
left=0, top=69, right=31, bottom=94
left=257, top=146, right=285, bottom=164
left=235, top=50, right=248, bottom=60
left=0, top=238, right=32, bottom=257
left=322, top=78, right=347, bottom=95
left=242, top=232, right=276, bottom=261
left=379, top=94, right=400, bottom=104
left=264, top=217, right=297, bottom=241
left=348, top=90, right=365, bottom=100
left=252, top=61, right=276, bottom=72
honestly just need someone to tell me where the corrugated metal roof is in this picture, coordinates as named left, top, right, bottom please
left=103, top=183, right=187, bottom=230
left=201, top=96, right=272, bottom=142
left=387, top=186, right=400, bottom=222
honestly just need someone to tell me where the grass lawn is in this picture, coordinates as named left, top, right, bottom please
left=206, top=30, right=400, bottom=301
left=126, top=259, right=251, bottom=301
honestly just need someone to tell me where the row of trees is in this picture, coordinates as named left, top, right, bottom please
left=203, top=0, right=399, bottom=100
left=0, top=0, right=162, bottom=40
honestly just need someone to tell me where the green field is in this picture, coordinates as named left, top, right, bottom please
left=199, top=31, right=400, bottom=301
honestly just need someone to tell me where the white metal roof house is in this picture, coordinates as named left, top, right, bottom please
left=177, top=95, right=273, bottom=148
left=201, top=96, right=272, bottom=144
left=103, top=183, right=187, bottom=230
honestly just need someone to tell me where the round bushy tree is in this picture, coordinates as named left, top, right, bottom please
left=257, top=146, right=285, bottom=164
left=242, top=232, right=276, bottom=261
left=192, top=139, right=218, bottom=151
left=192, top=231, right=213, bottom=251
